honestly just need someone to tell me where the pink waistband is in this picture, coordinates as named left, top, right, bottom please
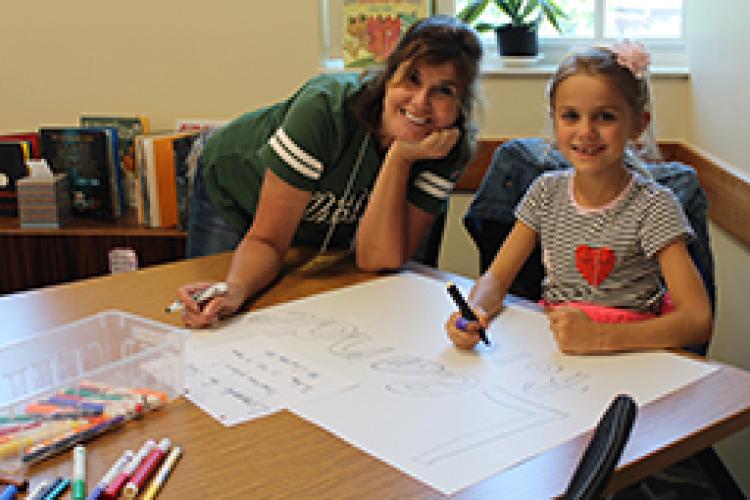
left=541, top=295, right=674, bottom=324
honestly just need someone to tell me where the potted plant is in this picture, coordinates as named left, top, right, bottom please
left=458, top=0, right=567, bottom=58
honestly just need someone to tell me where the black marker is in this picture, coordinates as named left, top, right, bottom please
left=446, top=282, right=490, bottom=345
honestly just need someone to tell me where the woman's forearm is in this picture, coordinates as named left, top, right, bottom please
left=355, top=149, right=413, bottom=270
left=225, top=233, right=287, bottom=303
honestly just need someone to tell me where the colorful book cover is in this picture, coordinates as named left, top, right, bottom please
left=138, top=132, right=196, bottom=228
left=172, top=133, right=200, bottom=231
left=39, top=127, right=115, bottom=219
left=0, top=132, right=41, bottom=159
left=342, top=0, right=431, bottom=68
left=174, top=119, right=227, bottom=134
left=80, top=115, right=150, bottom=210
left=0, top=141, right=30, bottom=216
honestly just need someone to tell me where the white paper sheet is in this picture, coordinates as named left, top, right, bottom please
left=185, top=272, right=717, bottom=494
left=184, top=334, right=355, bottom=426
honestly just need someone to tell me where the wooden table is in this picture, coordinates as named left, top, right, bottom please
left=4, top=253, right=750, bottom=498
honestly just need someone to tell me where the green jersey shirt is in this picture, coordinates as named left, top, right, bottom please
left=200, top=73, right=464, bottom=249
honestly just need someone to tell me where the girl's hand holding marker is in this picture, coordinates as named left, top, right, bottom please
left=445, top=282, right=490, bottom=350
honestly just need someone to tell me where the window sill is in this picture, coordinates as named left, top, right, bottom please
left=320, top=58, right=689, bottom=79
left=479, top=59, right=689, bottom=79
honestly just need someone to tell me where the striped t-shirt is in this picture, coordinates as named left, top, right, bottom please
left=515, top=170, right=694, bottom=312
left=200, top=73, right=463, bottom=249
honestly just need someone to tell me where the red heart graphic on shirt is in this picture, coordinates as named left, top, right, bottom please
left=575, top=245, right=616, bottom=286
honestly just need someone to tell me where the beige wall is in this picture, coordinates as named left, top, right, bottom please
left=1, top=1, right=747, bottom=493
left=0, top=1, right=322, bottom=132
left=686, top=0, right=750, bottom=494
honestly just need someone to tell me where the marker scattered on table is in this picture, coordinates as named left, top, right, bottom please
left=26, top=479, right=49, bottom=500
left=72, top=445, right=86, bottom=500
left=86, top=449, right=133, bottom=500
left=446, top=282, right=490, bottom=346
left=165, top=282, right=228, bottom=313
left=43, top=477, right=70, bottom=499
left=140, top=445, right=182, bottom=500
left=122, top=438, right=170, bottom=498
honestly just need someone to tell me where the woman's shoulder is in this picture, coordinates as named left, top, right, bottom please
left=300, top=73, right=364, bottom=102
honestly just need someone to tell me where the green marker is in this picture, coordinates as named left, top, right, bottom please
left=73, top=444, right=86, bottom=500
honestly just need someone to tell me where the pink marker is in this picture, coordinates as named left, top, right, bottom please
left=101, top=439, right=155, bottom=499
left=122, top=438, right=171, bottom=498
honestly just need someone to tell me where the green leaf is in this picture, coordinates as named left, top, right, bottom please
left=474, top=22, right=496, bottom=32
left=457, top=0, right=490, bottom=24
left=492, top=0, right=515, bottom=23
left=520, top=0, right=539, bottom=22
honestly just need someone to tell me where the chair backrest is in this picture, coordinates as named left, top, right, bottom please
left=463, top=138, right=715, bottom=354
left=563, top=394, right=638, bottom=500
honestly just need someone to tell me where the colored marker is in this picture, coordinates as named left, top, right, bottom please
left=72, top=445, right=86, bottom=500
left=86, top=448, right=133, bottom=500
left=446, top=282, right=490, bottom=345
left=165, top=282, right=228, bottom=313
left=102, top=439, right=155, bottom=500
left=0, top=478, right=27, bottom=493
left=43, top=477, right=69, bottom=500
left=0, top=484, right=18, bottom=500
left=26, top=480, right=50, bottom=500
left=122, top=438, right=170, bottom=498
left=140, top=445, right=182, bottom=500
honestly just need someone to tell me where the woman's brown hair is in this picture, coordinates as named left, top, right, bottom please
left=354, top=15, right=482, bottom=167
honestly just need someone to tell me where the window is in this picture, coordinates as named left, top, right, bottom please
left=451, top=0, right=685, bottom=68
left=322, top=0, right=686, bottom=71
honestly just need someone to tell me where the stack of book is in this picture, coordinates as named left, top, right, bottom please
left=1, top=116, right=226, bottom=228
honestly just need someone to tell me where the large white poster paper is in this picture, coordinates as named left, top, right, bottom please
left=186, top=272, right=717, bottom=494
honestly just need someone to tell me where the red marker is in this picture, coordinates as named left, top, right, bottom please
left=101, top=439, right=155, bottom=499
left=122, top=438, right=170, bottom=499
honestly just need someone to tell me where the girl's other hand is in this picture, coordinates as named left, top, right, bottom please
left=445, top=308, right=488, bottom=350
left=392, top=127, right=459, bottom=164
left=177, top=281, right=246, bottom=328
left=547, top=306, right=602, bottom=354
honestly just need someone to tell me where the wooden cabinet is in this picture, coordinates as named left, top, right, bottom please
left=0, top=213, right=186, bottom=295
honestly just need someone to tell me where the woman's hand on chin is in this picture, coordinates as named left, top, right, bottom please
left=389, top=127, right=459, bottom=164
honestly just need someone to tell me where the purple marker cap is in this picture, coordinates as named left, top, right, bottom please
left=455, top=317, right=469, bottom=331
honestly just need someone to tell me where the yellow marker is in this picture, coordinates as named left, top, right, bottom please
left=140, top=445, right=182, bottom=500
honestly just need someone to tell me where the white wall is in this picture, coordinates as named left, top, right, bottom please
left=686, top=0, right=750, bottom=494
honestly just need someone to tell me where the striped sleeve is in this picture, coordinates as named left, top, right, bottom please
left=267, top=128, right=323, bottom=181
left=639, top=186, right=695, bottom=257
left=407, top=160, right=462, bottom=214
left=257, top=89, right=334, bottom=191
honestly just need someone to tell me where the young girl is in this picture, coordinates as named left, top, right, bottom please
left=447, top=42, right=712, bottom=354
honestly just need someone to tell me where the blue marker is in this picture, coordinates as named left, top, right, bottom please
left=43, top=477, right=69, bottom=500
left=0, top=484, right=18, bottom=500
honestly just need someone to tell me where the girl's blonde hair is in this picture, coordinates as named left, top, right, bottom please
left=547, top=44, right=661, bottom=163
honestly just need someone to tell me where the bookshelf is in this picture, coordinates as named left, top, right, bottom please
left=0, top=211, right=186, bottom=295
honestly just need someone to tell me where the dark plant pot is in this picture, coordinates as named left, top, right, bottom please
left=495, top=24, right=538, bottom=56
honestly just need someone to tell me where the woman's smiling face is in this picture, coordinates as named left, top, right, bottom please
left=379, top=60, right=461, bottom=148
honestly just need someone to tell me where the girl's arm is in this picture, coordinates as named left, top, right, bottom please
left=549, top=238, right=712, bottom=354
left=446, top=221, right=538, bottom=349
left=355, top=129, right=458, bottom=271
left=179, top=170, right=311, bottom=328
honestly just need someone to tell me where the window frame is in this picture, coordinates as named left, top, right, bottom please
left=322, top=0, right=687, bottom=73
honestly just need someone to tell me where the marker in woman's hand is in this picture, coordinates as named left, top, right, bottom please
left=165, top=282, right=229, bottom=313
left=446, top=282, right=490, bottom=345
